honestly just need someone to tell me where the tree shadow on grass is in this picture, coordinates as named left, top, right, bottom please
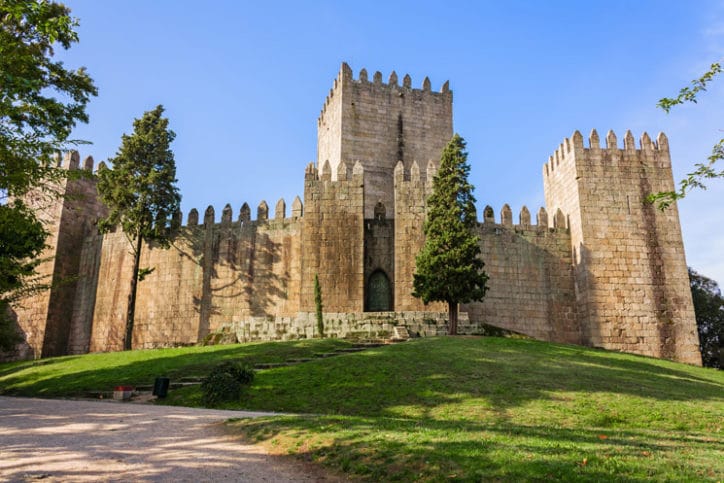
left=234, top=415, right=721, bottom=481
left=0, top=339, right=352, bottom=397
left=0, top=337, right=721, bottom=413
left=236, top=337, right=723, bottom=419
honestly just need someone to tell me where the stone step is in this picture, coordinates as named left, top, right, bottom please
left=393, top=326, right=411, bottom=340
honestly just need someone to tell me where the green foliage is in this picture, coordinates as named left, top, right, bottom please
left=0, top=0, right=96, bottom=300
left=314, top=273, right=324, bottom=338
left=0, top=200, right=46, bottom=297
left=648, top=63, right=723, bottom=209
left=96, top=105, right=181, bottom=247
left=689, top=267, right=723, bottom=368
left=200, top=361, right=255, bottom=406
left=413, top=134, right=488, bottom=333
left=657, top=63, right=722, bottom=113
left=96, top=105, right=181, bottom=350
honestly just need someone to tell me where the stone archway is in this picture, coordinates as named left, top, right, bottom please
left=366, top=270, right=392, bottom=312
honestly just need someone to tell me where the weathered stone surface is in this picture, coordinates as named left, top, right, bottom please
left=8, top=154, right=107, bottom=360
left=317, top=63, right=453, bottom=218
left=4, top=65, right=700, bottom=367
left=543, top=131, right=701, bottom=364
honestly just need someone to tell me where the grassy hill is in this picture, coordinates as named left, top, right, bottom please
left=1, top=336, right=722, bottom=481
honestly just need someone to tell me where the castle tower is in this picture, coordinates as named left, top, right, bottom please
left=543, top=130, right=701, bottom=364
left=317, top=63, right=453, bottom=219
left=300, top=161, right=365, bottom=313
left=10, top=152, right=106, bottom=358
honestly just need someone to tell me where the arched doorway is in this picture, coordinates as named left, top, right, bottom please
left=366, top=270, right=392, bottom=312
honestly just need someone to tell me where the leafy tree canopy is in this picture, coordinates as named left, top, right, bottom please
left=689, top=267, right=723, bottom=369
left=0, top=0, right=97, bottom=197
left=0, top=0, right=96, bottom=303
left=413, top=134, right=488, bottom=334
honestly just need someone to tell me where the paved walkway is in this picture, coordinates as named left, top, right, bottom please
left=0, top=396, right=343, bottom=482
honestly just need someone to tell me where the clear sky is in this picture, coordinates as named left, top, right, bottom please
left=58, top=0, right=724, bottom=284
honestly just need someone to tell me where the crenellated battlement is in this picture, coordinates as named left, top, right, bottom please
left=181, top=197, right=304, bottom=228
left=543, top=129, right=671, bottom=179
left=477, top=204, right=567, bottom=232
left=304, top=159, right=364, bottom=183
left=8, top=64, right=700, bottom=366
left=318, top=62, right=451, bottom=124
left=393, top=159, right=435, bottom=186
left=393, top=159, right=566, bottom=232
left=47, top=150, right=100, bottom=173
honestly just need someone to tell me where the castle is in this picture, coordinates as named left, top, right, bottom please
left=6, top=63, right=702, bottom=365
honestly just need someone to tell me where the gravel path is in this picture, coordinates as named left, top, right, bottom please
left=0, top=396, right=344, bottom=482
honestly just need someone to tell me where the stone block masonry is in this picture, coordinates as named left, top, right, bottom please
left=4, top=63, right=700, bottom=366
left=9, top=152, right=107, bottom=359
left=318, top=63, right=453, bottom=218
left=544, top=130, right=700, bottom=364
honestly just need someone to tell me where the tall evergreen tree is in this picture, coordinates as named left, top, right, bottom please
left=97, top=105, right=181, bottom=350
left=413, top=134, right=488, bottom=335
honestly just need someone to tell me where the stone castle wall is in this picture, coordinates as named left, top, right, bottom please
left=318, top=63, right=453, bottom=218
left=544, top=130, right=701, bottom=364
left=393, top=160, right=577, bottom=343
left=300, top=161, right=365, bottom=313
left=10, top=152, right=106, bottom=359
left=393, top=160, right=445, bottom=312
left=3, top=64, right=701, bottom=366
left=220, top=311, right=476, bottom=343
left=82, top=202, right=303, bottom=352
left=463, top=212, right=578, bottom=344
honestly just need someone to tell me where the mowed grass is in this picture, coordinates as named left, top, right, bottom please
left=1, top=336, right=722, bottom=481
left=0, top=338, right=353, bottom=397
left=215, top=337, right=722, bottom=481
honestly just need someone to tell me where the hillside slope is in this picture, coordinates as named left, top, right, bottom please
left=1, top=336, right=722, bottom=481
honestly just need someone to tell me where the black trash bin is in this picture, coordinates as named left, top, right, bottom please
left=153, top=377, right=170, bottom=398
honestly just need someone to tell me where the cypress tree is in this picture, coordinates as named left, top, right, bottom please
left=96, top=105, right=181, bottom=350
left=413, top=134, right=488, bottom=335
left=314, top=274, right=324, bottom=338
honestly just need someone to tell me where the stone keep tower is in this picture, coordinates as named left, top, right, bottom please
left=314, top=63, right=453, bottom=313
left=544, top=130, right=701, bottom=365
left=317, top=62, right=453, bottom=219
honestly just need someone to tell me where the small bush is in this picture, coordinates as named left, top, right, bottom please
left=201, top=361, right=255, bottom=406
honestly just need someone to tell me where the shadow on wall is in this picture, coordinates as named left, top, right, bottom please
left=172, top=205, right=288, bottom=342
left=461, top=206, right=579, bottom=345
left=0, top=303, right=33, bottom=361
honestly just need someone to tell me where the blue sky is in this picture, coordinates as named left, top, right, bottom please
left=59, top=0, right=724, bottom=284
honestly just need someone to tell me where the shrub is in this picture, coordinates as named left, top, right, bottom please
left=200, top=361, right=255, bottom=406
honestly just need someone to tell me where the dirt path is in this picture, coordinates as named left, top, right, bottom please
left=0, top=396, right=344, bottom=482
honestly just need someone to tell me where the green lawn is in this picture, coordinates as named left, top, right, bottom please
left=0, top=338, right=353, bottom=397
left=1, top=336, right=722, bottom=481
